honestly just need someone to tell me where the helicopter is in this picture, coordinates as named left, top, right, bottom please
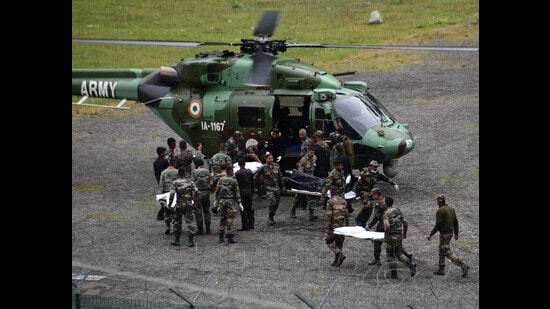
left=72, top=10, right=478, bottom=177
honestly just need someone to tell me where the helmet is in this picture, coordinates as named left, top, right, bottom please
left=369, top=160, right=379, bottom=166
left=371, top=188, right=381, bottom=195
left=437, top=194, right=446, bottom=203
left=193, top=157, right=204, bottom=166
left=233, top=130, right=243, bottom=138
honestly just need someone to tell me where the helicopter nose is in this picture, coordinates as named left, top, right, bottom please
left=397, top=138, right=414, bottom=156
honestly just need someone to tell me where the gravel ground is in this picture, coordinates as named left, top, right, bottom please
left=72, top=47, right=479, bottom=308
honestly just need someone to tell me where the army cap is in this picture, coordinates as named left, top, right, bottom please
left=315, top=130, right=324, bottom=137
left=369, top=160, right=379, bottom=166
left=371, top=188, right=381, bottom=195
left=437, top=194, right=446, bottom=203
left=234, top=130, right=243, bottom=138
left=193, top=157, right=204, bottom=166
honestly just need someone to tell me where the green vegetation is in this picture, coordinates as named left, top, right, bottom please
left=72, top=0, right=478, bottom=72
left=72, top=184, right=106, bottom=195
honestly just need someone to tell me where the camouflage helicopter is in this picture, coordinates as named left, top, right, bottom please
left=72, top=10, right=477, bottom=177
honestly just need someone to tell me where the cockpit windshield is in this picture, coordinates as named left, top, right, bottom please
left=334, top=93, right=396, bottom=136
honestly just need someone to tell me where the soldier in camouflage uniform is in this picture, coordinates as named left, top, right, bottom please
left=320, top=159, right=346, bottom=213
left=383, top=196, right=416, bottom=278
left=157, top=157, right=179, bottom=234
left=166, top=137, right=178, bottom=159
left=290, top=128, right=312, bottom=212
left=210, top=143, right=232, bottom=175
left=168, top=168, right=199, bottom=247
left=290, top=147, right=317, bottom=220
left=427, top=194, right=470, bottom=277
left=214, top=165, right=241, bottom=244
left=192, top=157, right=212, bottom=235
left=325, top=186, right=349, bottom=267
left=226, top=131, right=244, bottom=164
left=176, top=140, right=194, bottom=178
left=253, top=153, right=286, bottom=226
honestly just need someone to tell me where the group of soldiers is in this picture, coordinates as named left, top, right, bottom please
left=153, top=129, right=470, bottom=279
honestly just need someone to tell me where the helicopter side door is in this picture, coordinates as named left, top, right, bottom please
left=227, top=93, right=275, bottom=150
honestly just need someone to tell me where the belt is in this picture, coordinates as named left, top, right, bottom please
left=218, top=197, right=235, bottom=200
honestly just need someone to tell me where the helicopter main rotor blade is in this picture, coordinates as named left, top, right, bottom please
left=285, top=43, right=478, bottom=52
left=253, top=10, right=282, bottom=37
left=72, top=38, right=239, bottom=47
left=245, top=51, right=274, bottom=87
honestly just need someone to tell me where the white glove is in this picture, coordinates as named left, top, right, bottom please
left=393, top=183, right=399, bottom=191
left=276, top=156, right=282, bottom=162
left=239, top=203, right=244, bottom=211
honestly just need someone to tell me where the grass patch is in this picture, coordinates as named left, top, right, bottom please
left=73, top=184, right=106, bottom=195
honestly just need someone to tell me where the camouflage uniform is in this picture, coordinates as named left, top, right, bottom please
left=192, top=165, right=212, bottom=234
left=210, top=152, right=232, bottom=175
left=177, top=149, right=194, bottom=178
left=355, top=167, right=393, bottom=196
left=225, top=136, right=241, bottom=164
left=169, top=175, right=199, bottom=247
left=428, top=195, right=470, bottom=277
left=157, top=165, right=179, bottom=234
left=290, top=152, right=318, bottom=219
left=254, top=161, right=286, bottom=225
left=325, top=194, right=349, bottom=266
left=321, top=168, right=345, bottom=205
left=383, top=202, right=416, bottom=278
left=214, top=171, right=241, bottom=243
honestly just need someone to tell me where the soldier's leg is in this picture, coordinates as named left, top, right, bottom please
left=290, top=194, right=299, bottom=218
left=171, top=208, right=183, bottom=246
left=226, top=203, right=237, bottom=244
left=267, top=190, right=276, bottom=225
left=202, top=194, right=212, bottom=234
left=369, top=240, right=383, bottom=265
left=183, top=204, right=197, bottom=246
left=385, top=240, right=398, bottom=278
left=194, top=200, right=204, bottom=235
left=434, top=234, right=450, bottom=275
left=307, top=194, right=318, bottom=221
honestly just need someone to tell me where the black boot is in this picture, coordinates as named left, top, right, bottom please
left=268, top=212, right=276, bottom=226
left=309, top=209, right=318, bottom=221
left=205, top=223, right=211, bottom=234
left=368, top=258, right=381, bottom=266
left=385, top=269, right=398, bottom=279
left=164, top=223, right=171, bottom=235
left=331, top=253, right=340, bottom=266
left=171, top=235, right=181, bottom=246
left=404, top=250, right=413, bottom=263
left=188, top=234, right=195, bottom=247
left=196, top=226, right=204, bottom=235
left=336, top=252, right=346, bottom=266
left=458, top=261, right=470, bottom=278
left=227, top=234, right=237, bottom=244
left=407, top=261, right=417, bottom=277
left=219, top=232, right=225, bottom=243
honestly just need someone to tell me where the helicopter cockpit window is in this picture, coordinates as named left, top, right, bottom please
left=238, top=106, right=266, bottom=128
left=206, top=63, right=221, bottom=83
left=334, top=95, right=382, bottom=136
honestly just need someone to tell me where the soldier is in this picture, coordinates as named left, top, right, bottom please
left=253, top=153, right=286, bottom=225
left=292, top=128, right=312, bottom=210
left=366, top=188, right=412, bottom=266
left=427, top=194, right=470, bottom=277
left=320, top=159, right=346, bottom=213
left=355, top=160, right=398, bottom=196
left=355, top=160, right=398, bottom=225
left=325, top=186, right=349, bottom=267
left=266, top=128, right=286, bottom=160
left=245, top=143, right=262, bottom=164
left=334, top=128, right=355, bottom=167
left=290, top=146, right=317, bottom=220
left=210, top=143, right=232, bottom=175
left=226, top=130, right=244, bottom=164
left=383, top=196, right=416, bottom=278
left=158, top=157, right=179, bottom=234
left=313, top=131, right=331, bottom=175
left=192, top=157, right=212, bottom=235
left=166, top=137, right=178, bottom=159
left=214, top=165, right=241, bottom=244
left=176, top=140, right=194, bottom=178
left=168, top=168, right=199, bottom=247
